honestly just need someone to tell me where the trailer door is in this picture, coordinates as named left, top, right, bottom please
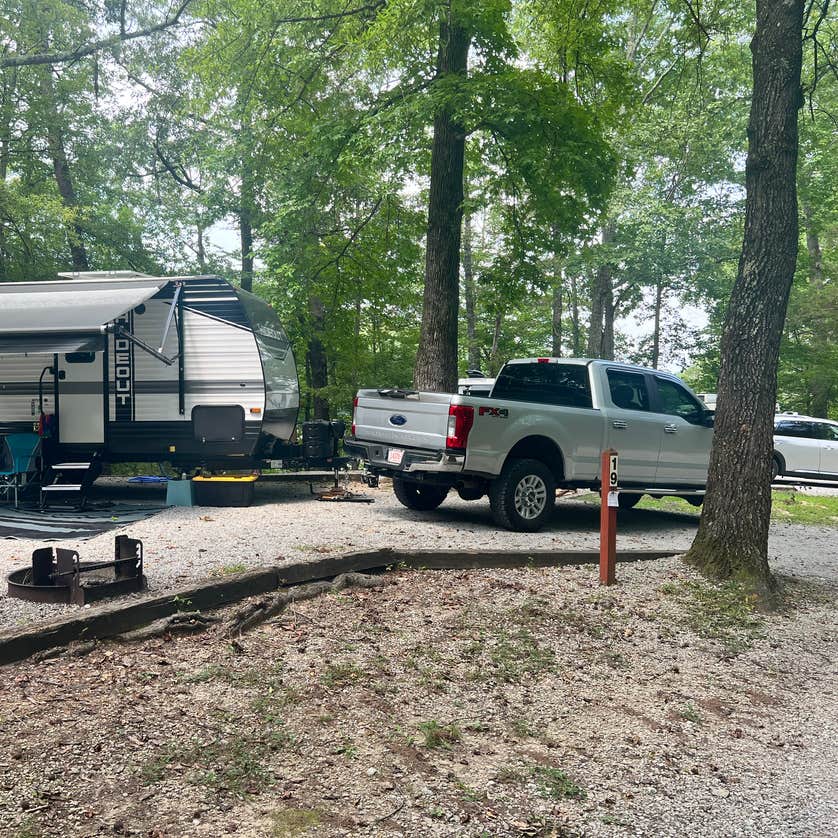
left=57, top=351, right=105, bottom=444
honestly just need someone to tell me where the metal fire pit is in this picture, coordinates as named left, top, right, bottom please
left=7, top=535, right=146, bottom=605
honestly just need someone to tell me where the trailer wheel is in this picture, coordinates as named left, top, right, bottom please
left=392, top=477, right=449, bottom=511
left=489, top=458, right=555, bottom=532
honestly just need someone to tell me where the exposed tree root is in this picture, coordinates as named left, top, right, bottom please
left=226, top=572, right=389, bottom=636
left=33, top=639, right=98, bottom=663
left=118, top=611, right=220, bottom=643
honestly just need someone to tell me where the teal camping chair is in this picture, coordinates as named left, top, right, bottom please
left=0, top=433, right=41, bottom=509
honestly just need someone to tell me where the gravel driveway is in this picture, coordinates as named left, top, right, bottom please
left=0, top=479, right=835, bottom=630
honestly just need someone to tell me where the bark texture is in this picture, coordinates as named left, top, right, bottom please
left=586, top=223, right=615, bottom=359
left=413, top=13, right=470, bottom=392
left=552, top=279, right=563, bottom=357
left=462, top=204, right=480, bottom=371
left=685, top=0, right=804, bottom=595
left=651, top=276, right=663, bottom=369
left=39, top=65, right=88, bottom=271
left=239, top=145, right=255, bottom=292
left=803, top=202, right=823, bottom=284
left=308, top=296, right=330, bottom=420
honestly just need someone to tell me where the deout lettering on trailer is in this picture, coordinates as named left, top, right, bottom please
left=114, top=311, right=134, bottom=420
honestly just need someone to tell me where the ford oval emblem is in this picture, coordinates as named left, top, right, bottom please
left=389, top=414, right=407, bottom=426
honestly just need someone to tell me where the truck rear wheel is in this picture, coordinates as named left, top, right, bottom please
left=392, top=477, right=449, bottom=511
left=490, top=458, right=555, bottom=532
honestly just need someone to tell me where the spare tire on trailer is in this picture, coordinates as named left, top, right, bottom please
left=392, top=476, right=449, bottom=511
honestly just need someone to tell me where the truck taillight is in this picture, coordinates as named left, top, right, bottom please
left=351, top=396, right=359, bottom=436
left=446, top=404, right=474, bottom=451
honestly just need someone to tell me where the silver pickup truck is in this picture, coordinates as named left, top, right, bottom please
left=345, top=358, right=714, bottom=531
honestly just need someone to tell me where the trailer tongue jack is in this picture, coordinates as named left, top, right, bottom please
left=310, top=468, right=374, bottom=503
left=7, top=535, right=146, bottom=605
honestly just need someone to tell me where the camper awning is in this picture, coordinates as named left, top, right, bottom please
left=0, top=278, right=168, bottom=355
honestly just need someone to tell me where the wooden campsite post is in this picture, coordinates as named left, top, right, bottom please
left=599, top=450, right=618, bottom=585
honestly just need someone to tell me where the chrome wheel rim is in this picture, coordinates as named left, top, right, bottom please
left=514, top=474, right=547, bottom=520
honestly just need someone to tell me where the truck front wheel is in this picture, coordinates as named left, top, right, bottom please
left=490, top=458, right=556, bottom=532
left=392, top=477, right=449, bottom=511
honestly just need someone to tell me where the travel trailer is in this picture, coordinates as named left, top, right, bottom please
left=0, top=272, right=300, bottom=479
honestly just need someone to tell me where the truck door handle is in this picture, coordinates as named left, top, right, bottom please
left=664, top=424, right=678, bottom=433
left=612, top=420, right=628, bottom=429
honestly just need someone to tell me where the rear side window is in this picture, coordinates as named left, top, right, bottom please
left=774, top=421, right=818, bottom=439
left=607, top=370, right=650, bottom=411
left=492, top=363, right=592, bottom=408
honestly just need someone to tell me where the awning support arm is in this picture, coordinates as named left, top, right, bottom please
left=111, top=326, right=175, bottom=366
left=159, top=283, right=182, bottom=353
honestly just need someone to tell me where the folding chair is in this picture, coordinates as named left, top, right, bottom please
left=0, top=433, right=41, bottom=509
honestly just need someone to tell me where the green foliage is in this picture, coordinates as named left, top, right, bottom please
left=531, top=765, right=586, bottom=800
left=417, top=720, right=462, bottom=749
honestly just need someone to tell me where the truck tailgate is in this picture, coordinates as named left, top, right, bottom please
left=354, top=390, right=452, bottom=450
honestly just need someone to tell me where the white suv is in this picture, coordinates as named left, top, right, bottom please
left=773, top=415, right=838, bottom=481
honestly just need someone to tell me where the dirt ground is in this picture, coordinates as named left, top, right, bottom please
left=1, top=556, right=835, bottom=838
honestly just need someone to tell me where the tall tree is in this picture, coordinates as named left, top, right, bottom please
left=684, top=0, right=807, bottom=595
left=413, top=7, right=470, bottom=392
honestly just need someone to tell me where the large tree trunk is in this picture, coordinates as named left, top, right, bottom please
left=552, top=277, right=562, bottom=357
left=586, top=223, right=615, bottom=359
left=49, top=122, right=88, bottom=272
left=239, top=139, right=255, bottom=292
left=39, top=66, right=88, bottom=271
left=462, top=202, right=480, bottom=372
left=196, top=219, right=207, bottom=272
left=684, top=0, right=804, bottom=597
left=802, top=202, right=823, bottom=285
left=413, top=13, right=470, bottom=392
left=307, top=296, right=330, bottom=420
left=651, top=276, right=663, bottom=369
left=0, top=69, right=13, bottom=280
left=489, top=310, right=503, bottom=375
left=570, top=272, right=581, bottom=355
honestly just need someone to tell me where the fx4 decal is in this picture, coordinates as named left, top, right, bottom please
left=479, top=406, right=509, bottom=417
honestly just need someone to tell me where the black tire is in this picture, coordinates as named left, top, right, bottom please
left=771, top=456, right=782, bottom=482
left=457, top=487, right=484, bottom=501
left=489, top=458, right=556, bottom=532
left=392, top=477, right=449, bottom=511
left=618, top=493, right=642, bottom=510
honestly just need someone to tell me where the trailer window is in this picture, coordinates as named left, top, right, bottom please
left=65, top=352, right=95, bottom=364
left=492, top=363, right=592, bottom=408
